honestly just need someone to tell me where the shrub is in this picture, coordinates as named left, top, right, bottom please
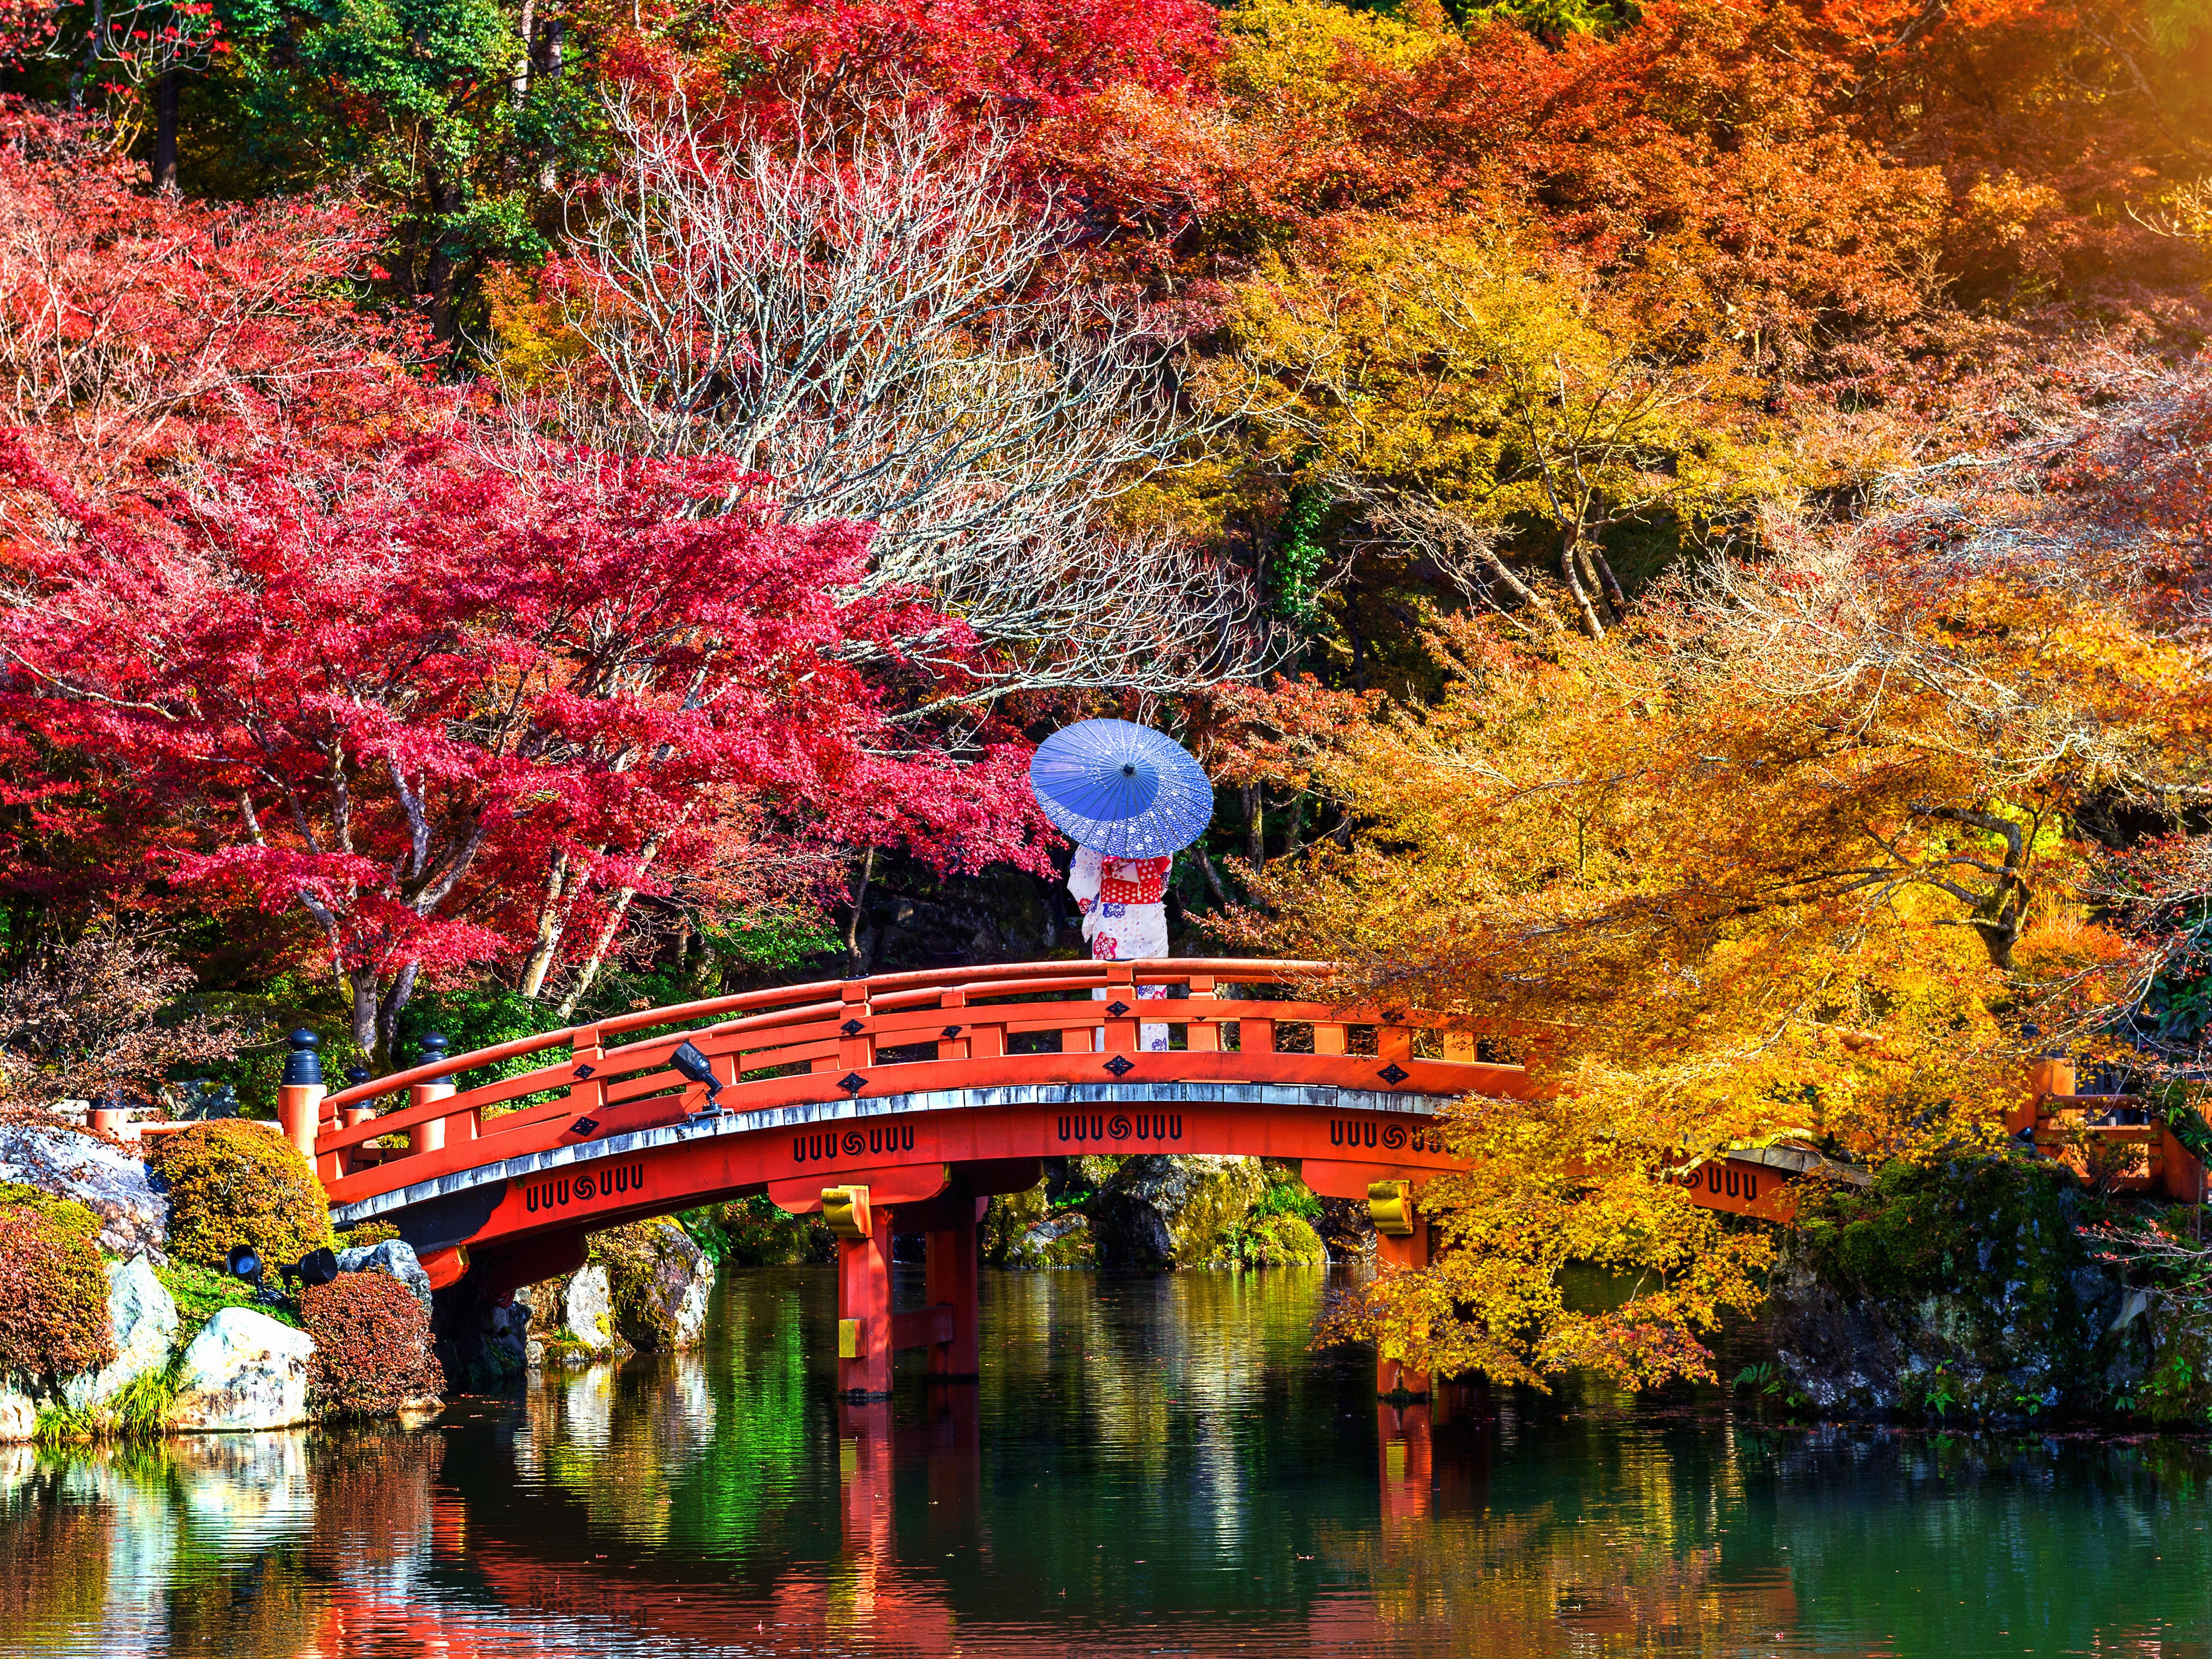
left=147, top=1120, right=331, bottom=1272
left=0, top=1183, right=101, bottom=1244
left=702, top=1196, right=833, bottom=1265
left=300, top=1273, right=438, bottom=1417
left=153, top=1260, right=300, bottom=1343
left=0, top=1208, right=114, bottom=1379
left=1221, top=1210, right=1329, bottom=1267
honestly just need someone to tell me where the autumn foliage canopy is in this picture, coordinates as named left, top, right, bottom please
left=0, top=0, right=2208, bottom=1389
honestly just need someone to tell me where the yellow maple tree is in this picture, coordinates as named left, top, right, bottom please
left=1227, top=367, right=2212, bottom=1384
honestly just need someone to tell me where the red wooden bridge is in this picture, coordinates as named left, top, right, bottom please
left=280, top=958, right=1801, bottom=1398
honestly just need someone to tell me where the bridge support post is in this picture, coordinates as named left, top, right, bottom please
left=1373, top=1195, right=1432, bottom=1399
left=924, top=1199, right=982, bottom=1382
left=836, top=1214, right=895, bottom=1399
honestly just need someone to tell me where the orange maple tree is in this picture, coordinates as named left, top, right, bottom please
left=1230, top=356, right=2212, bottom=1387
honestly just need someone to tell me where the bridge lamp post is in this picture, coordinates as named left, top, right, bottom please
left=668, top=1041, right=725, bottom=1114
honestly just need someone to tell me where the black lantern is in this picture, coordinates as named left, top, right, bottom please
left=669, top=1040, right=724, bottom=1113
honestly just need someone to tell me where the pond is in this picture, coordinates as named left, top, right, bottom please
left=4, top=1264, right=2208, bottom=1656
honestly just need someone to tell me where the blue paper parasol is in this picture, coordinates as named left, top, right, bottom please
left=1029, top=719, right=1214, bottom=859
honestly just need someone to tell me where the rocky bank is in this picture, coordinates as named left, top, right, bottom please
left=1762, top=1157, right=2212, bottom=1427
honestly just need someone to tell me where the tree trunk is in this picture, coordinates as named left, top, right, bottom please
left=151, top=68, right=181, bottom=192
left=1195, top=847, right=1231, bottom=908
left=554, top=888, right=640, bottom=1018
left=419, top=170, right=463, bottom=339
left=517, top=847, right=575, bottom=1000
left=1588, top=542, right=1628, bottom=618
left=536, top=17, right=566, bottom=190
left=1242, top=786, right=1264, bottom=867
left=68, top=0, right=104, bottom=111
left=1560, top=530, right=1606, bottom=639
left=552, top=834, right=666, bottom=1017
left=843, top=846, right=877, bottom=972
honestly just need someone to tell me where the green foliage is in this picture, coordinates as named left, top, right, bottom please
left=1271, top=484, right=1329, bottom=629
left=700, top=909, right=844, bottom=973
left=1732, top=1360, right=1810, bottom=1413
left=1219, top=1209, right=1329, bottom=1266
left=147, top=1120, right=332, bottom=1273
left=1457, top=0, right=1636, bottom=35
left=700, top=1196, right=834, bottom=1266
left=1251, top=1165, right=1323, bottom=1220
left=300, top=1273, right=438, bottom=1416
left=31, top=1360, right=180, bottom=1442
left=0, top=1209, right=114, bottom=1380
left=153, top=1259, right=300, bottom=1343
left=212, top=0, right=603, bottom=331
left=106, top=1363, right=181, bottom=1439
left=396, top=985, right=568, bottom=1093
left=32, top=1398, right=98, bottom=1443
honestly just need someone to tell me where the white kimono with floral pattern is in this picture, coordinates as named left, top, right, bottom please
left=1069, top=845, right=1171, bottom=1052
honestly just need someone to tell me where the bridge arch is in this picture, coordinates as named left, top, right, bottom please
left=303, top=958, right=1797, bottom=1396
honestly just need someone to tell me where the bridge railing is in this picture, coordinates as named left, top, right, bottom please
left=312, top=958, right=1530, bottom=1207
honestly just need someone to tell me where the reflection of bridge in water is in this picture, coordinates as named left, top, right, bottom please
left=287, top=958, right=1796, bottom=1399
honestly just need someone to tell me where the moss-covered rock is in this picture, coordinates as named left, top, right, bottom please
left=1770, top=1155, right=2170, bottom=1424
left=1090, top=1155, right=1271, bottom=1269
left=987, top=1184, right=1096, bottom=1267
left=589, top=1219, right=712, bottom=1351
left=2134, top=1297, right=2212, bottom=1425
left=0, top=1127, right=169, bottom=1261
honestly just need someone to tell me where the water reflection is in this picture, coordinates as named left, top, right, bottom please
left=3, top=1265, right=2209, bottom=1656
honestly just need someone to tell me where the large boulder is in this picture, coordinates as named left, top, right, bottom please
left=1005, top=1209, right=1095, bottom=1268
left=519, top=1262, right=622, bottom=1367
left=338, top=1238, right=433, bottom=1318
left=0, top=1121, right=166, bottom=1261
left=62, top=1255, right=177, bottom=1413
left=1764, top=1159, right=2185, bottom=1424
left=0, top=1383, right=34, bottom=1442
left=170, top=1307, right=314, bottom=1431
left=591, top=1219, right=714, bottom=1351
left=1090, top=1155, right=1270, bottom=1269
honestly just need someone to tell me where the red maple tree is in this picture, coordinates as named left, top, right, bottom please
left=0, top=432, right=1046, bottom=1059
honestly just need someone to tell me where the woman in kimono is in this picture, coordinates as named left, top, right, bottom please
left=1067, top=844, right=1173, bottom=1051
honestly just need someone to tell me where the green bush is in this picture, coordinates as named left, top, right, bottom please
left=700, top=1196, right=834, bottom=1265
left=153, top=1260, right=301, bottom=1343
left=146, top=1120, right=331, bottom=1272
left=300, top=1273, right=438, bottom=1416
left=0, top=1208, right=114, bottom=1380
left=1221, top=1210, right=1329, bottom=1267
